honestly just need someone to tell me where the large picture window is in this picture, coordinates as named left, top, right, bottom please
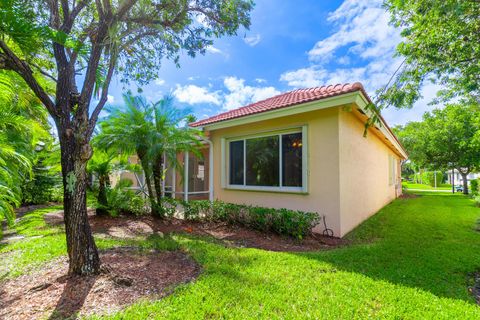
left=226, top=129, right=305, bottom=192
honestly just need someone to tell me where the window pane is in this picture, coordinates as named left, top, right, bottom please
left=229, top=140, right=244, bottom=185
left=246, top=136, right=279, bottom=186
left=282, top=132, right=302, bottom=187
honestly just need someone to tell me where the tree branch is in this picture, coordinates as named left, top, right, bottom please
left=87, top=54, right=116, bottom=139
left=30, top=62, right=57, bottom=82
left=0, top=41, right=57, bottom=117
left=115, top=0, right=138, bottom=20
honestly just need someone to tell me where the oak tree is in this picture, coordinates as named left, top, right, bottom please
left=0, top=0, right=253, bottom=275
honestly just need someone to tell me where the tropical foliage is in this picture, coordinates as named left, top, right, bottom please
left=381, top=0, right=480, bottom=108
left=96, top=94, right=202, bottom=216
left=0, top=71, right=52, bottom=227
left=0, top=0, right=253, bottom=274
left=394, top=104, right=480, bottom=194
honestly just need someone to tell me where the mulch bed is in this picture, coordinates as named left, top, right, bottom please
left=45, top=211, right=348, bottom=252
left=0, top=248, right=200, bottom=319
left=468, top=271, right=480, bottom=305
left=399, top=193, right=419, bottom=199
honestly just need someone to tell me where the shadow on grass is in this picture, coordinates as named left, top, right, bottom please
left=294, top=193, right=480, bottom=303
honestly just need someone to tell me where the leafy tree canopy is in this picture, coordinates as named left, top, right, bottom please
left=380, top=0, right=480, bottom=108
left=395, top=104, right=480, bottom=194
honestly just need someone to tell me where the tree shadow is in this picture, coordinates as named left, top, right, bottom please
left=293, top=194, right=480, bottom=303
left=48, top=274, right=96, bottom=320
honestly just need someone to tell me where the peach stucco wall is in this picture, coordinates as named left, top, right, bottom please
left=209, top=107, right=342, bottom=235
left=338, top=109, right=402, bottom=236
left=207, top=104, right=403, bottom=237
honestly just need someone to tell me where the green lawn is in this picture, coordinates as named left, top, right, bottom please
left=403, top=182, right=453, bottom=190
left=1, top=193, right=480, bottom=319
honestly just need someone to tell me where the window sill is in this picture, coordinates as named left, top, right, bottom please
left=225, top=185, right=307, bottom=194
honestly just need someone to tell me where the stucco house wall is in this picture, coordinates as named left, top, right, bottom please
left=209, top=107, right=343, bottom=235
left=338, top=109, right=402, bottom=236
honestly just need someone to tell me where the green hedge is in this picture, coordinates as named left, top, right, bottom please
left=414, top=171, right=444, bottom=187
left=471, top=179, right=479, bottom=196
left=176, top=200, right=320, bottom=239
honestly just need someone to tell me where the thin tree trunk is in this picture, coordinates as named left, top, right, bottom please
left=96, top=174, right=109, bottom=216
left=152, top=154, right=163, bottom=212
left=460, top=172, right=469, bottom=195
left=59, top=127, right=100, bottom=275
left=138, top=152, right=159, bottom=216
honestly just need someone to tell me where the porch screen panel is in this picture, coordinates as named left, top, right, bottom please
left=229, top=140, right=244, bottom=185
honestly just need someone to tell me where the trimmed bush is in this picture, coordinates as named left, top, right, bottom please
left=171, top=199, right=320, bottom=239
left=470, top=179, right=479, bottom=196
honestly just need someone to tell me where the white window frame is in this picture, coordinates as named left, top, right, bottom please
left=221, top=126, right=308, bottom=194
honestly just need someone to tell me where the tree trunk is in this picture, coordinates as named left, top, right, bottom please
left=152, top=154, right=163, bottom=212
left=96, top=174, right=109, bottom=216
left=460, top=172, right=469, bottom=195
left=59, top=124, right=100, bottom=275
left=138, top=152, right=159, bottom=216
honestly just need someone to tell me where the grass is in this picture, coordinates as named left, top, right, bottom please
left=403, top=182, right=453, bottom=190
left=1, top=193, right=480, bottom=319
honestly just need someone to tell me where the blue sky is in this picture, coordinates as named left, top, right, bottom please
left=107, top=0, right=439, bottom=126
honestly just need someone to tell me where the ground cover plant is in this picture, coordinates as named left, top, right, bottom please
left=1, top=192, right=480, bottom=318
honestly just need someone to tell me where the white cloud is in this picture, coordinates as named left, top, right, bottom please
left=206, top=46, right=222, bottom=54
left=172, top=77, right=280, bottom=112
left=278, top=0, right=444, bottom=126
left=308, top=0, right=401, bottom=62
left=280, top=68, right=328, bottom=87
left=154, top=78, right=165, bottom=86
left=107, top=95, right=115, bottom=104
left=244, top=34, right=261, bottom=46
left=205, top=45, right=229, bottom=59
left=255, top=78, right=267, bottom=84
left=173, top=84, right=222, bottom=105
left=223, top=77, right=280, bottom=110
left=280, top=0, right=404, bottom=93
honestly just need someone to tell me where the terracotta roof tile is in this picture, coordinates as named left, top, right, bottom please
left=190, top=82, right=368, bottom=127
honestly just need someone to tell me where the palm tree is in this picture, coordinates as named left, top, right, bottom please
left=96, top=93, right=202, bottom=216
left=87, top=145, right=128, bottom=215
left=149, top=96, right=203, bottom=211
left=96, top=94, right=160, bottom=214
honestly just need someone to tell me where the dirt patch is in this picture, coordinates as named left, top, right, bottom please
left=15, top=203, right=62, bottom=215
left=44, top=212, right=348, bottom=252
left=0, top=248, right=200, bottom=319
left=399, top=193, right=419, bottom=199
left=468, top=271, right=480, bottom=304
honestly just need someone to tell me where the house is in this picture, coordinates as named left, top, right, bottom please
left=447, top=169, right=480, bottom=186
left=124, top=83, right=407, bottom=237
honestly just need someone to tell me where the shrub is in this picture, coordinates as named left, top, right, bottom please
left=421, top=171, right=444, bottom=187
left=160, top=197, right=178, bottom=218
left=180, top=200, right=212, bottom=221
left=470, top=179, right=479, bottom=196
left=100, top=179, right=149, bottom=216
left=474, top=196, right=480, bottom=208
left=177, top=200, right=320, bottom=239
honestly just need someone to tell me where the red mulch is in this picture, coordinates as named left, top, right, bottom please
left=45, top=212, right=348, bottom=252
left=0, top=248, right=200, bottom=320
